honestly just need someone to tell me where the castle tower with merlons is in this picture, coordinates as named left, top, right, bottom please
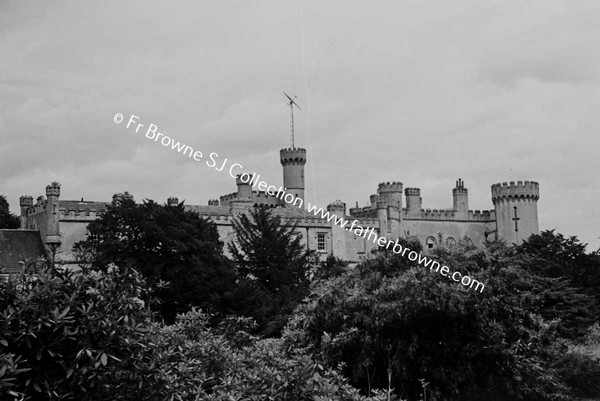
left=280, top=147, right=306, bottom=209
left=492, top=181, right=540, bottom=244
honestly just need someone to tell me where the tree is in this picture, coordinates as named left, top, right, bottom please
left=1, top=263, right=391, bottom=401
left=0, top=196, right=20, bottom=229
left=284, top=239, right=593, bottom=401
left=228, top=206, right=318, bottom=336
left=515, top=230, right=600, bottom=338
left=74, top=197, right=236, bottom=323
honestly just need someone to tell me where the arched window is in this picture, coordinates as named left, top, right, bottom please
left=464, top=237, right=473, bottom=247
left=445, top=237, right=456, bottom=248
left=426, top=236, right=436, bottom=249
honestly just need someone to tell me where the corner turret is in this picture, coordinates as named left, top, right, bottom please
left=377, top=181, right=402, bottom=210
left=19, top=195, right=33, bottom=229
left=44, top=182, right=62, bottom=261
left=236, top=173, right=253, bottom=199
left=404, top=187, right=421, bottom=217
left=491, top=180, right=539, bottom=244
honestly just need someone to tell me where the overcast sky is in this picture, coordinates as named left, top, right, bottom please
left=1, top=1, right=599, bottom=249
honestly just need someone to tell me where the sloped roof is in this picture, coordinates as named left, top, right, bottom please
left=0, top=230, right=47, bottom=273
left=59, top=200, right=109, bottom=212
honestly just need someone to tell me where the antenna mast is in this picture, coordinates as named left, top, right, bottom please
left=283, top=92, right=300, bottom=148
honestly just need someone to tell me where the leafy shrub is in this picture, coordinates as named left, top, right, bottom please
left=0, top=265, right=164, bottom=400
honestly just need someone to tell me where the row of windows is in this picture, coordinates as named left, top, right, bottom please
left=425, top=236, right=472, bottom=249
left=296, top=232, right=472, bottom=253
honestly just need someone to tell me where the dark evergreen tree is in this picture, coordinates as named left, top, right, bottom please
left=74, top=197, right=236, bottom=323
left=228, top=206, right=318, bottom=336
left=0, top=195, right=20, bottom=229
left=516, top=230, right=600, bottom=338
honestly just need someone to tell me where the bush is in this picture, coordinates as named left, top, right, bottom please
left=0, top=265, right=390, bottom=400
left=0, top=265, right=163, bottom=400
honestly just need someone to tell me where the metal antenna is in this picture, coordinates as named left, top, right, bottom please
left=283, top=92, right=300, bottom=148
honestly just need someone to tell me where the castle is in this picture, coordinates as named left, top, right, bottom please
left=14, top=146, right=540, bottom=266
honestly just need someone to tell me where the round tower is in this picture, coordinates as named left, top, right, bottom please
left=280, top=147, right=306, bottom=208
left=491, top=180, right=539, bottom=244
left=404, top=188, right=421, bottom=217
left=19, top=195, right=33, bottom=229
left=376, top=181, right=403, bottom=210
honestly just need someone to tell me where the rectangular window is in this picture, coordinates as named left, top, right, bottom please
left=317, top=232, right=326, bottom=251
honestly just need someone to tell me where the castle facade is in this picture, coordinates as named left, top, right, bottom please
left=17, top=147, right=540, bottom=266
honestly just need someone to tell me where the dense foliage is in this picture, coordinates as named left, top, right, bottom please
left=74, top=198, right=236, bottom=323
left=0, top=265, right=156, bottom=400
left=0, top=195, right=20, bottom=229
left=9, top=195, right=597, bottom=401
left=285, top=232, right=600, bottom=401
left=0, top=265, right=390, bottom=401
left=229, top=206, right=319, bottom=336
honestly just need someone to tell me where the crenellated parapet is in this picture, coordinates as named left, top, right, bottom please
left=279, top=147, right=307, bottom=165
left=468, top=210, right=495, bottom=221
left=405, top=187, right=420, bottom=197
left=20, top=196, right=34, bottom=208
left=220, top=192, right=238, bottom=202
left=402, top=208, right=495, bottom=221
left=491, top=180, right=539, bottom=204
left=46, top=182, right=61, bottom=197
left=377, top=181, right=403, bottom=193
left=167, top=197, right=179, bottom=206
left=349, top=206, right=377, bottom=219
left=421, top=208, right=456, bottom=220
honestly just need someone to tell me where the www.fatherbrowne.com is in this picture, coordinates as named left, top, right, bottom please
left=115, top=113, right=485, bottom=293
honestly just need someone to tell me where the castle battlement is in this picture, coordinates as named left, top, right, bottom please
left=402, top=208, right=495, bottom=221
left=491, top=180, right=540, bottom=203
left=377, top=181, right=403, bottom=193
left=468, top=209, right=495, bottom=221
left=46, top=182, right=61, bottom=197
left=20, top=196, right=33, bottom=207
left=220, top=192, right=238, bottom=202
left=405, top=187, right=420, bottom=196
left=279, top=147, right=307, bottom=165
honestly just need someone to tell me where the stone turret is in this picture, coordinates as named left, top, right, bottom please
left=452, top=178, right=469, bottom=219
left=404, top=187, right=421, bottom=217
left=236, top=173, right=253, bottom=199
left=167, top=197, right=179, bottom=207
left=45, top=182, right=61, bottom=248
left=280, top=147, right=306, bottom=209
left=491, top=180, right=539, bottom=244
left=377, top=181, right=402, bottom=210
left=369, top=194, right=379, bottom=208
left=19, top=195, right=33, bottom=229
